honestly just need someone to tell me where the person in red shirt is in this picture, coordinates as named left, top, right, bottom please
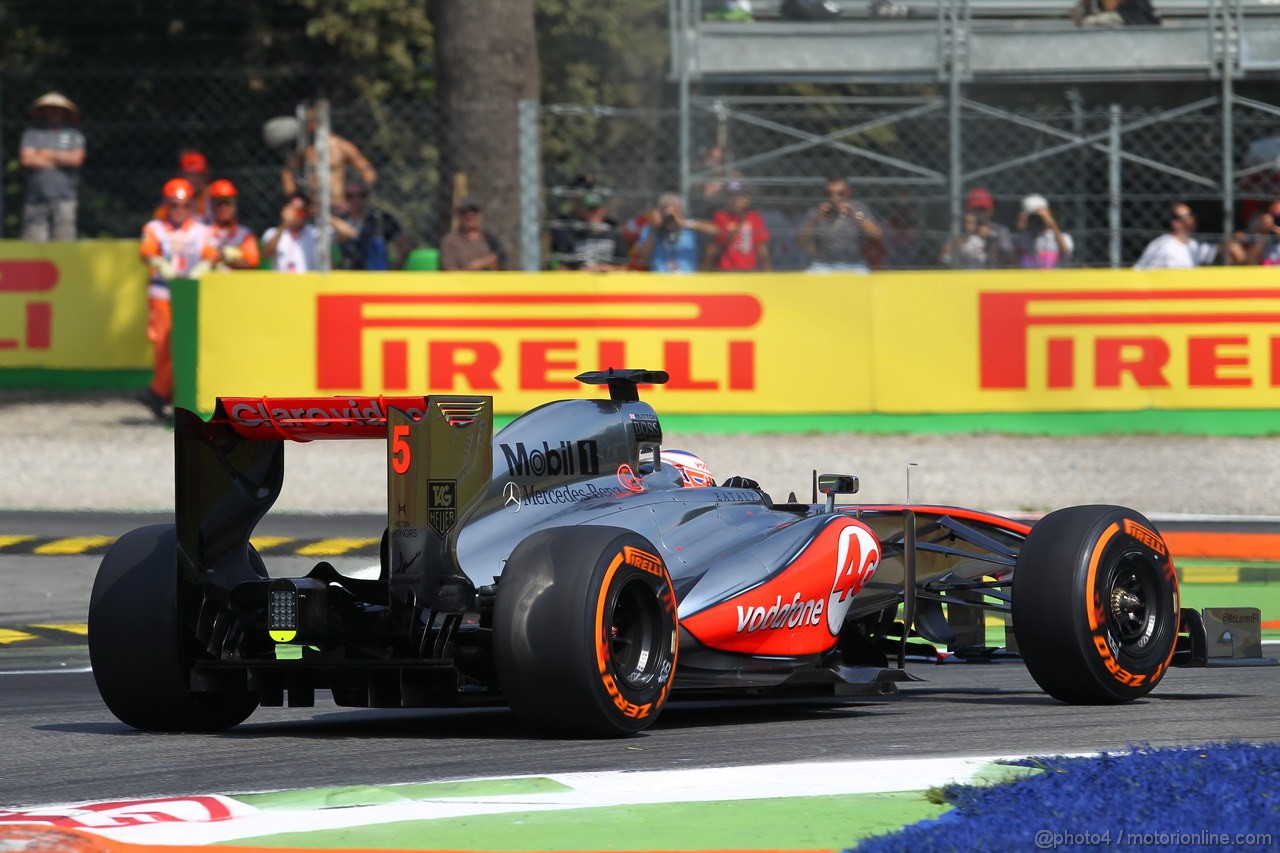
left=137, top=178, right=218, bottom=419
left=707, top=185, right=772, bottom=271
left=207, top=179, right=261, bottom=269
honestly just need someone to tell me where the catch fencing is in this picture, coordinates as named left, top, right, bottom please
left=543, top=93, right=1280, bottom=270
left=4, top=66, right=1280, bottom=269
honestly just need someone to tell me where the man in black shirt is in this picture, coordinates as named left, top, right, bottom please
left=335, top=181, right=412, bottom=270
left=549, top=190, right=630, bottom=272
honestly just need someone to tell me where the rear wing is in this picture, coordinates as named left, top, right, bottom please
left=175, top=396, right=493, bottom=613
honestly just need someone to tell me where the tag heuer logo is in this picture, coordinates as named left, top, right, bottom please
left=428, top=480, right=457, bottom=536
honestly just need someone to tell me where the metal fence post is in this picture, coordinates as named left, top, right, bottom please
left=518, top=98, right=542, bottom=272
left=1221, top=3, right=1236, bottom=246
left=948, top=0, right=964, bottom=236
left=1067, top=88, right=1087, bottom=263
left=1109, top=104, right=1122, bottom=269
left=0, top=72, right=5, bottom=238
left=315, top=99, right=332, bottom=273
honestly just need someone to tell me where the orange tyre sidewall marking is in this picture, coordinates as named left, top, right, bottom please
left=593, top=550, right=678, bottom=722
left=1084, top=523, right=1120, bottom=632
left=1084, top=520, right=1178, bottom=688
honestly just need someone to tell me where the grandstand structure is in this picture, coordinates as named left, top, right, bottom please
left=669, top=0, right=1280, bottom=265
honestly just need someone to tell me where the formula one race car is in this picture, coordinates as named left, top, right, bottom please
left=88, top=370, right=1271, bottom=736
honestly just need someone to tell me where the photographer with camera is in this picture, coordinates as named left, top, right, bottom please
left=798, top=177, right=883, bottom=273
left=940, top=188, right=1015, bottom=269
left=636, top=193, right=720, bottom=274
left=1015, top=194, right=1073, bottom=269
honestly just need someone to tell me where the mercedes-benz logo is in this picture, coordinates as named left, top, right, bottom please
left=502, top=481, right=522, bottom=512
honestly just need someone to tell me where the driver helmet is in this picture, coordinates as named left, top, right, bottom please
left=657, top=449, right=716, bottom=488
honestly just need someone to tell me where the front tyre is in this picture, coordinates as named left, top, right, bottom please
left=88, top=524, right=258, bottom=731
left=494, top=526, right=679, bottom=736
left=1012, top=506, right=1179, bottom=704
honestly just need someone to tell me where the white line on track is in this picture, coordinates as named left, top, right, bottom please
left=30, top=755, right=1058, bottom=847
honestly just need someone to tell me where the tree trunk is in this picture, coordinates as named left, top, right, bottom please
left=431, top=0, right=540, bottom=269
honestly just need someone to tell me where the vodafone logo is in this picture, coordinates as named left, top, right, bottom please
left=681, top=518, right=882, bottom=657
left=828, top=525, right=881, bottom=634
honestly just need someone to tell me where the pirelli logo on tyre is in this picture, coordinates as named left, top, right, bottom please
left=1123, top=518, right=1167, bottom=556
left=315, top=293, right=760, bottom=395
left=622, top=546, right=665, bottom=577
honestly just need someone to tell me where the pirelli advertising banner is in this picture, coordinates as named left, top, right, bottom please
left=178, top=268, right=1280, bottom=415
left=873, top=267, right=1280, bottom=413
left=0, top=241, right=150, bottom=376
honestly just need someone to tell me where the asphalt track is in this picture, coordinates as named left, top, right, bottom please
left=2, top=511, right=1279, bottom=818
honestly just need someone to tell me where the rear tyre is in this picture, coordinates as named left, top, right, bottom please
left=1012, top=505, right=1179, bottom=704
left=88, top=525, right=258, bottom=731
left=494, top=526, right=679, bottom=736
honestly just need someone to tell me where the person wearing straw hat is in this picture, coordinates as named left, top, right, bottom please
left=20, top=91, right=85, bottom=241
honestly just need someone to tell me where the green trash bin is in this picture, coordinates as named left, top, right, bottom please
left=404, top=247, right=440, bottom=271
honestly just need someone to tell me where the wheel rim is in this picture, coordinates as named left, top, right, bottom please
left=1104, top=551, right=1163, bottom=655
left=607, top=578, right=667, bottom=690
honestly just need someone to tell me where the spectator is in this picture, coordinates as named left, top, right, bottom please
left=155, top=150, right=213, bottom=224
left=137, top=178, right=218, bottom=420
left=281, top=106, right=377, bottom=214
left=1070, top=0, right=1161, bottom=28
left=1133, top=202, right=1242, bottom=269
left=20, top=92, right=85, bottom=242
left=619, top=206, right=654, bottom=270
left=695, top=146, right=730, bottom=219
left=440, top=200, right=504, bottom=271
left=207, top=180, right=261, bottom=270
left=797, top=177, right=884, bottom=273
left=941, top=188, right=1015, bottom=269
left=1245, top=200, right=1280, bottom=265
left=550, top=189, right=630, bottom=272
left=880, top=190, right=924, bottom=269
left=1015, top=194, right=1074, bottom=268
left=636, top=193, right=719, bottom=274
left=706, top=184, right=772, bottom=272
left=262, top=192, right=320, bottom=273
left=335, top=181, right=412, bottom=270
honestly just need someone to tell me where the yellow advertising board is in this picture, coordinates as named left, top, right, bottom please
left=0, top=240, right=150, bottom=372
left=178, top=267, right=1280, bottom=415
left=179, top=271, right=874, bottom=414
left=871, top=267, right=1280, bottom=413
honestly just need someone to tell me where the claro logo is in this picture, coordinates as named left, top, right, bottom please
left=315, top=293, right=761, bottom=392
left=980, top=288, right=1280, bottom=391
left=0, top=260, right=58, bottom=351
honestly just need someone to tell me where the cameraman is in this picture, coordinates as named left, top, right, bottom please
left=636, top=193, right=719, bottom=274
left=798, top=177, right=883, bottom=272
